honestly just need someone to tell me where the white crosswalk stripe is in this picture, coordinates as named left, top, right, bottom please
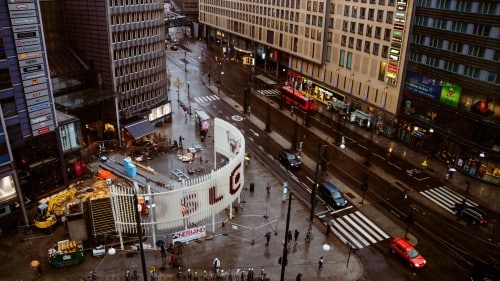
left=257, top=89, right=280, bottom=96
left=420, top=186, right=478, bottom=214
left=330, top=211, right=390, bottom=249
left=194, top=95, right=220, bottom=103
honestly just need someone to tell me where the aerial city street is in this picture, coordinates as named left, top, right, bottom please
left=0, top=0, right=499, bottom=281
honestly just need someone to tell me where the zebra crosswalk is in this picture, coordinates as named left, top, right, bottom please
left=194, top=95, right=221, bottom=104
left=420, top=186, right=478, bottom=213
left=328, top=210, right=390, bottom=249
left=257, top=89, right=280, bottom=96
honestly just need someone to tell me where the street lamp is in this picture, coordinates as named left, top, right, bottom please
left=310, top=143, right=327, bottom=222
left=280, top=191, right=292, bottom=281
left=187, top=83, right=191, bottom=115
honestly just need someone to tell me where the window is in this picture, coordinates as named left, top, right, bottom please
left=444, top=60, right=459, bottom=73
left=341, top=35, right=347, bottom=46
left=364, top=41, right=370, bottom=53
left=350, top=22, right=356, bottom=33
left=366, top=25, right=372, bottom=37
left=351, top=6, right=357, bottom=18
left=0, top=97, right=18, bottom=118
left=433, top=19, right=446, bottom=29
left=373, top=43, right=379, bottom=55
left=348, top=37, right=354, bottom=48
left=478, top=2, right=496, bottom=14
left=329, top=18, right=334, bottom=28
left=487, top=72, right=499, bottom=84
left=384, top=28, right=391, bottom=41
left=377, top=10, right=384, bottom=22
left=429, top=38, right=443, bottom=49
left=457, top=1, right=472, bottom=12
left=346, top=52, right=353, bottom=69
left=409, top=52, right=423, bottom=62
left=0, top=68, right=12, bottom=91
left=468, top=46, right=484, bottom=58
left=382, top=45, right=389, bottom=58
left=463, top=65, right=480, bottom=79
left=306, top=15, right=310, bottom=24
left=0, top=134, right=10, bottom=165
left=342, top=20, right=348, bottom=32
left=0, top=38, right=6, bottom=60
left=426, top=57, right=440, bottom=67
left=360, top=7, right=366, bottom=19
left=375, top=27, right=381, bottom=39
left=344, top=5, right=350, bottom=16
left=472, top=24, right=491, bottom=37
left=7, top=124, right=22, bottom=144
left=328, top=32, right=333, bottom=42
left=386, top=11, right=393, bottom=24
left=356, top=39, right=362, bottom=50
left=326, top=46, right=332, bottom=62
left=368, top=9, right=374, bottom=20
left=339, top=50, right=345, bottom=67
left=452, top=21, right=467, bottom=33
left=436, top=0, right=450, bottom=9
left=449, top=41, right=462, bottom=53
left=358, top=23, right=364, bottom=35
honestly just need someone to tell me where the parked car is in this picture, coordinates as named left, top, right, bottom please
left=389, top=237, right=427, bottom=269
left=318, top=181, right=347, bottom=209
left=278, top=150, right=301, bottom=169
left=452, top=203, right=487, bottom=225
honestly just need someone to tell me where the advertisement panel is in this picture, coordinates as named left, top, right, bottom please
left=439, top=82, right=461, bottom=107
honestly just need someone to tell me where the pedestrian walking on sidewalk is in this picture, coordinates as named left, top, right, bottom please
left=213, top=257, right=221, bottom=272
left=294, top=229, right=299, bottom=243
left=287, top=230, right=293, bottom=245
left=319, top=256, right=324, bottom=270
left=296, top=273, right=302, bottom=281
left=326, top=224, right=331, bottom=236
left=265, top=232, right=271, bottom=246
left=266, top=183, right=271, bottom=195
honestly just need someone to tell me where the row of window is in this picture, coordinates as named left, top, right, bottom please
left=346, top=0, right=396, bottom=5
left=340, top=36, right=390, bottom=58
left=0, top=68, right=12, bottom=92
left=238, top=0, right=301, bottom=9
left=118, top=85, right=164, bottom=110
left=108, top=0, right=157, bottom=7
left=415, top=16, right=493, bottom=37
left=110, top=10, right=161, bottom=25
left=114, top=58, right=164, bottom=78
left=112, top=42, right=162, bottom=60
left=344, top=5, right=394, bottom=24
left=411, top=34, right=500, bottom=61
left=409, top=52, right=500, bottom=85
left=111, top=27, right=162, bottom=43
left=416, top=0, right=498, bottom=15
left=342, top=21, right=392, bottom=41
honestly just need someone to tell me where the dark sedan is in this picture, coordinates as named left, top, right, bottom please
left=452, top=202, right=487, bottom=225
left=278, top=150, right=301, bottom=169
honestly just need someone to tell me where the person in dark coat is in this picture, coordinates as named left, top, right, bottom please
left=296, top=273, right=303, bottom=281
left=160, top=243, right=166, bottom=259
left=294, top=229, right=300, bottom=242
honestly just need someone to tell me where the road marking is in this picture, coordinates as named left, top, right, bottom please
left=330, top=211, right=389, bottom=249
left=420, top=186, right=478, bottom=213
left=249, top=129, right=259, bottom=137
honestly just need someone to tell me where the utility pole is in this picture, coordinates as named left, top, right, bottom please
left=310, top=144, right=326, bottom=221
left=133, top=190, right=148, bottom=281
left=280, top=191, right=292, bottom=281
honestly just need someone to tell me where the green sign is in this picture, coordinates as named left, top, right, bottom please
left=439, top=82, right=461, bottom=107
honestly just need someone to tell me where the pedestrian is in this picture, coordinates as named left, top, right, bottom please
left=319, top=256, right=324, bottom=270
left=326, top=224, right=331, bottom=236
left=160, top=243, right=166, bottom=259
left=265, top=232, right=271, bottom=246
left=179, top=135, right=184, bottom=147
left=305, top=230, right=312, bottom=242
left=296, top=273, right=303, bottom=281
left=213, top=257, right=221, bottom=272
left=294, top=229, right=299, bottom=242
left=287, top=230, right=293, bottom=244
left=266, top=183, right=271, bottom=195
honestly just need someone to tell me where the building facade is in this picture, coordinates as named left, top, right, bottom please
left=199, top=0, right=412, bottom=137
left=199, top=0, right=499, bottom=185
left=0, top=0, right=173, bottom=224
left=399, top=0, right=499, bottom=185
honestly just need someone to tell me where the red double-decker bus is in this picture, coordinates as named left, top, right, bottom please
left=281, top=86, right=317, bottom=111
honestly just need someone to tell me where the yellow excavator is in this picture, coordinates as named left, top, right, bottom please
left=35, top=188, right=76, bottom=229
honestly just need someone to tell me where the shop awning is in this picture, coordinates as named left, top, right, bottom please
left=124, top=119, right=156, bottom=140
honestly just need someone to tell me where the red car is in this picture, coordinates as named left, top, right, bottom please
left=389, top=237, right=427, bottom=268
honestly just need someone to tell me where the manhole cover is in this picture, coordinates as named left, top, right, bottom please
left=232, top=115, right=244, bottom=121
